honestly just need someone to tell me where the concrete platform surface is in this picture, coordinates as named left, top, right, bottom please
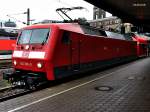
left=1, top=58, right=150, bottom=112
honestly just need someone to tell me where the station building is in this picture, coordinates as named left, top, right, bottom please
left=88, top=16, right=122, bottom=32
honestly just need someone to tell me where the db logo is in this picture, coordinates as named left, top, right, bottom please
left=22, top=52, right=29, bottom=57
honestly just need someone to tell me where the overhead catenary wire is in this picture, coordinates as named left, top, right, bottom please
left=6, top=15, right=27, bottom=25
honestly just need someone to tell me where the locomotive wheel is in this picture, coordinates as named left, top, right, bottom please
left=25, top=77, right=38, bottom=90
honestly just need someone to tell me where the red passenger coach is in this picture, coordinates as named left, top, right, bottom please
left=4, top=23, right=138, bottom=88
left=0, top=28, right=17, bottom=60
left=131, top=33, right=148, bottom=57
left=0, top=40, right=16, bottom=50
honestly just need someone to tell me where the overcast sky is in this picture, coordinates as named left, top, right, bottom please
left=0, top=0, right=95, bottom=27
left=0, top=0, right=112, bottom=28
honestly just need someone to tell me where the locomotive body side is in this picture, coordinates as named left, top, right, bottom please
left=52, top=30, right=137, bottom=79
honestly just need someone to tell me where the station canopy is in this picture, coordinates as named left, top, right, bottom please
left=85, top=0, right=150, bottom=31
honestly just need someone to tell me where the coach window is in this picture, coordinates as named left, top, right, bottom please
left=61, top=31, right=71, bottom=44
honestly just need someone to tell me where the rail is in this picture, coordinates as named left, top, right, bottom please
left=0, top=86, right=32, bottom=102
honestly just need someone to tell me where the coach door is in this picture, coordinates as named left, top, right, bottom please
left=70, top=33, right=80, bottom=71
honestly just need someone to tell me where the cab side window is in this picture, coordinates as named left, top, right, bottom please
left=61, top=31, right=71, bottom=44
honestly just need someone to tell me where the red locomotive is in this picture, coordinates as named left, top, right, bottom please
left=3, top=22, right=139, bottom=88
left=3, top=7, right=148, bottom=88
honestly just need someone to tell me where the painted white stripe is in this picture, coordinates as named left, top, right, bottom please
left=8, top=65, right=130, bottom=112
left=13, top=51, right=23, bottom=58
left=0, top=54, right=12, bottom=59
left=28, top=51, right=45, bottom=59
left=13, top=51, right=45, bottom=59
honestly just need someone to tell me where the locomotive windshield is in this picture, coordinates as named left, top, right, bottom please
left=18, top=28, right=50, bottom=44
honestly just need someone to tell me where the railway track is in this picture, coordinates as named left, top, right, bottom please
left=0, top=60, right=12, bottom=69
left=0, top=78, right=49, bottom=102
left=0, top=59, right=13, bottom=80
left=0, top=81, right=51, bottom=102
left=0, top=86, right=34, bottom=102
left=0, top=61, right=29, bottom=102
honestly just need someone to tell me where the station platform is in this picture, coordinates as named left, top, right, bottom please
left=1, top=57, right=150, bottom=112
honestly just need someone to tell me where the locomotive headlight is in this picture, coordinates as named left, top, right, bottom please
left=37, top=62, right=43, bottom=68
left=25, top=45, right=29, bottom=50
left=13, top=60, right=17, bottom=65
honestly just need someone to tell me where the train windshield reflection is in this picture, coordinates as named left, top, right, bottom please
left=18, top=28, right=50, bottom=44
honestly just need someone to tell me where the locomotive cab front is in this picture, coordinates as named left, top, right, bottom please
left=8, top=25, right=58, bottom=87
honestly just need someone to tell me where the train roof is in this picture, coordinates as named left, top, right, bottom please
left=23, top=23, right=83, bottom=33
left=22, top=23, right=108, bottom=37
left=22, top=23, right=134, bottom=41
